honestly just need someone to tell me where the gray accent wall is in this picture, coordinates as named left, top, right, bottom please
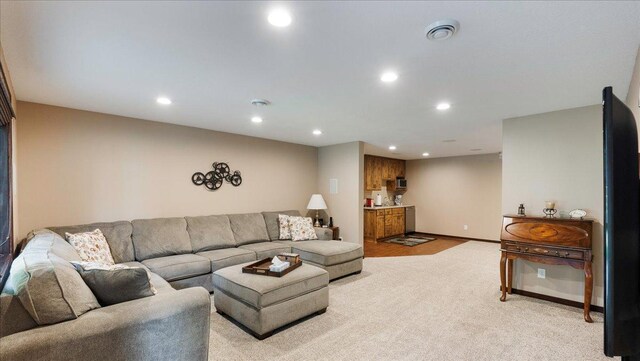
left=502, top=105, right=603, bottom=307
left=404, top=153, right=502, bottom=241
left=317, top=141, right=364, bottom=245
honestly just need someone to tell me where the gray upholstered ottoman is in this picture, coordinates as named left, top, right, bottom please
left=212, top=262, right=329, bottom=339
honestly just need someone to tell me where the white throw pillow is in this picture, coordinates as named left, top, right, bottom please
left=65, top=229, right=115, bottom=265
left=289, top=216, right=319, bottom=242
left=278, top=214, right=292, bottom=239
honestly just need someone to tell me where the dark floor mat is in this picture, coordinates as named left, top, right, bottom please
left=382, top=237, right=436, bottom=247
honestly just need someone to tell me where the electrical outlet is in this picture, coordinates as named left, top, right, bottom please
left=463, top=224, right=468, bottom=231
left=537, top=268, right=546, bottom=279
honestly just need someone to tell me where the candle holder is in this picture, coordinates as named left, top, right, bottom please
left=543, top=208, right=557, bottom=217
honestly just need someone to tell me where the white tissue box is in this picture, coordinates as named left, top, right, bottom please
left=269, top=261, right=290, bottom=272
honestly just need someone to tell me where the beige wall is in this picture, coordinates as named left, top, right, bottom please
left=15, top=101, right=319, bottom=241
left=317, top=141, right=364, bottom=245
left=627, top=45, right=640, bottom=134
left=502, top=105, right=603, bottom=306
left=403, top=154, right=502, bottom=241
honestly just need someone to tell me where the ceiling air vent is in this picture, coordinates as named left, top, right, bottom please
left=425, top=19, right=460, bottom=41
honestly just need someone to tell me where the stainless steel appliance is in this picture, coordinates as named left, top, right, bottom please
left=396, top=178, right=407, bottom=189
left=405, top=206, right=415, bottom=234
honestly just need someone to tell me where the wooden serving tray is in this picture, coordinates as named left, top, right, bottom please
left=242, top=257, right=302, bottom=277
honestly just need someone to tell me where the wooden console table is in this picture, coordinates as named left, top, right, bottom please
left=499, top=215, right=594, bottom=322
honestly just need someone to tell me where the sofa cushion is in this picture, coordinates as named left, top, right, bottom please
left=141, top=254, right=211, bottom=282
left=197, top=248, right=256, bottom=272
left=314, top=227, right=334, bottom=240
left=65, top=229, right=115, bottom=265
left=273, top=240, right=297, bottom=248
left=131, top=218, right=192, bottom=261
left=3, top=234, right=100, bottom=325
left=227, top=213, right=270, bottom=246
left=261, top=210, right=301, bottom=241
left=185, top=215, right=236, bottom=252
left=24, top=229, right=81, bottom=263
left=0, top=294, right=38, bottom=338
left=213, top=262, right=329, bottom=309
left=291, top=241, right=363, bottom=266
left=49, top=221, right=135, bottom=263
left=239, top=242, right=291, bottom=259
left=73, top=263, right=156, bottom=306
left=119, top=261, right=174, bottom=294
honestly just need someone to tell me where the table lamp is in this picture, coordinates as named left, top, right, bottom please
left=307, top=194, right=327, bottom=227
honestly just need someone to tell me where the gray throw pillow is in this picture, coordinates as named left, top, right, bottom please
left=73, top=263, right=156, bottom=306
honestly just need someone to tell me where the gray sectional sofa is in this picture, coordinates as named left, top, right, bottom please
left=0, top=210, right=363, bottom=361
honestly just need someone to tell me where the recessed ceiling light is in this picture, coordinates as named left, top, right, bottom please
left=389, top=145, right=397, bottom=150
left=251, top=116, right=263, bottom=123
left=313, top=129, right=322, bottom=135
left=436, top=102, right=451, bottom=110
left=156, top=97, right=172, bottom=105
left=422, top=152, right=430, bottom=157
left=268, top=9, right=292, bottom=27
left=380, top=71, right=398, bottom=83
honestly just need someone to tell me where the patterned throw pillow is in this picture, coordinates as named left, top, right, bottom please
left=278, top=214, right=292, bottom=239
left=289, top=216, right=319, bottom=242
left=65, top=229, right=115, bottom=265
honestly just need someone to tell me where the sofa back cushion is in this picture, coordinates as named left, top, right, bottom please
left=0, top=294, right=38, bottom=337
left=25, top=229, right=82, bottom=263
left=2, top=231, right=100, bottom=326
left=49, top=221, right=135, bottom=263
left=227, top=213, right=270, bottom=246
left=185, top=215, right=236, bottom=252
left=131, top=217, right=192, bottom=261
left=262, top=210, right=302, bottom=241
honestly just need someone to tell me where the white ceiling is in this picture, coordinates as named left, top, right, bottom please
left=2, top=1, right=639, bottom=159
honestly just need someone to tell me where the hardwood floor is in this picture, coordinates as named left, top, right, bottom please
left=364, top=233, right=467, bottom=258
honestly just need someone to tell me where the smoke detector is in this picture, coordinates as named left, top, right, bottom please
left=425, top=19, right=460, bottom=41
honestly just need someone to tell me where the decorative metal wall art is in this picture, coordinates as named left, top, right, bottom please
left=192, top=162, right=242, bottom=191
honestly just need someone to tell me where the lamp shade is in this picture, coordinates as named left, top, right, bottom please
left=306, top=194, right=327, bottom=210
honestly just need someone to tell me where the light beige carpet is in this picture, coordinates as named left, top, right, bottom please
left=209, top=241, right=612, bottom=360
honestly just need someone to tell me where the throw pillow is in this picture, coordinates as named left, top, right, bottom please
left=66, top=229, right=115, bottom=265
left=72, top=262, right=157, bottom=306
left=289, top=216, right=319, bottom=241
left=278, top=214, right=292, bottom=239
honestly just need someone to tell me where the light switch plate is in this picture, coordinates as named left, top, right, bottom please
left=329, top=178, right=338, bottom=194
left=537, top=268, right=546, bottom=279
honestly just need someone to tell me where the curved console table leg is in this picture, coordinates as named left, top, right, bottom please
left=507, top=258, right=514, bottom=294
left=583, top=261, right=593, bottom=323
left=500, top=251, right=507, bottom=302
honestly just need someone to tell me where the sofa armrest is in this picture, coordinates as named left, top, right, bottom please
left=0, top=287, right=211, bottom=361
left=314, top=227, right=335, bottom=240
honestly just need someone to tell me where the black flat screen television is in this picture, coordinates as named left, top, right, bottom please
left=603, top=86, right=640, bottom=360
